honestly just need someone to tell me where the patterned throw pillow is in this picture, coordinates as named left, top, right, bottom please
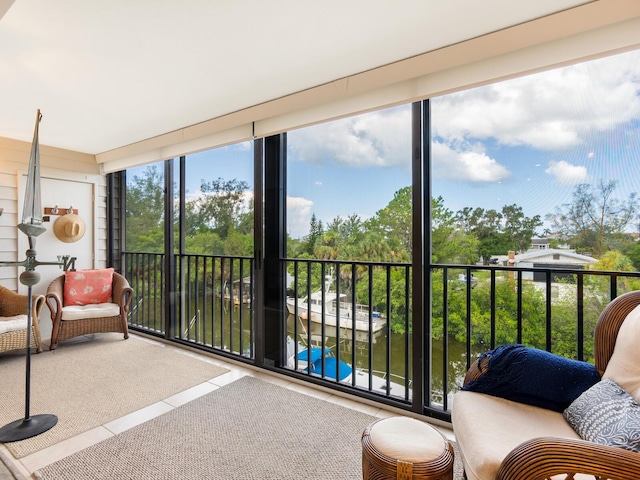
left=64, top=268, right=114, bottom=306
left=563, top=378, right=640, bottom=452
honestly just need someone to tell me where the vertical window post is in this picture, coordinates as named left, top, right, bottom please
left=262, top=134, right=287, bottom=367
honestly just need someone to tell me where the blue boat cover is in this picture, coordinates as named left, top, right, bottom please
left=307, top=355, right=352, bottom=381
left=298, top=347, right=331, bottom=363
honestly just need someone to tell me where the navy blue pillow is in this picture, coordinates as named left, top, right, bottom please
left=462, top=344, right=601, bottom=412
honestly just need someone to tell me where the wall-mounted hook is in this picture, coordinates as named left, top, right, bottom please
left=45, top=205, right=78, bottom=215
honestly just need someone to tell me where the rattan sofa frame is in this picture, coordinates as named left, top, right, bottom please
left=0, top=285, right=45, bottom=354
left=459, top=290, right=640, bottom=480
left=45, top=271, right=133, bottom=350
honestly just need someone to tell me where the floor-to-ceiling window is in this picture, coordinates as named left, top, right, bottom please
left=177, top=143, right=255, bottom=356
left=117, top=47, right=640, bottom=421
left=284, top=104, right=416, bottom=403
left=124, top=161, right=167, bottom=332
left=430, top=48, right=640, bottom=382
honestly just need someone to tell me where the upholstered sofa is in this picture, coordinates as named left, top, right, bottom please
left=452, top=290, right=640, bottom=480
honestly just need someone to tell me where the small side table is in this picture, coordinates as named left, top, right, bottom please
left=362, top=416, right=454, bottom=480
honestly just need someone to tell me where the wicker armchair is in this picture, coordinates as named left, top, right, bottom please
left=0, top=285, right=45, bottom=354
left=45, top=271, right=132, bottom=350
left=453, top=290, right=640, bottom=480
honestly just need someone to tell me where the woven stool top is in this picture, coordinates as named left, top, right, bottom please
left=369, top=417, right=445, bottom=463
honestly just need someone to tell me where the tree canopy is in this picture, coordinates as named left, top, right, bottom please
left=546, top=180, right=639, bottom=257
left=126, top=166, right=640, bottom=358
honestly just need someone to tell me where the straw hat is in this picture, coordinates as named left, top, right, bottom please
left=53, top=214, right=86, bottom=243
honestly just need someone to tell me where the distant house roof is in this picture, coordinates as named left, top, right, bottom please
left=516, top=249, right=597, bottom=264
left=491, top=249, right=597, bottom=266
left=530, top=238, right=549, bottom=246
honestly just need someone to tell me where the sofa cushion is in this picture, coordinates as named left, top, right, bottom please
left=563, top=378, right=640, bottom=452
left=61, top=303, right=120, bottom=321
left=0, top=314, right=28, bottom=334
left=452, top=390, right=580, bottom=480
left=604, top=304, right=640, bottom=402
left=64, top=268, right=114, bottom=306
left=462, top=344, right=601, bottom=412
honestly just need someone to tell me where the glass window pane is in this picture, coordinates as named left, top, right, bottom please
left=286, top=104, right=412, bottom=261
left=125, top=161, right=166, bottom=252
left=184, top=142, right=254, bottom=255
left=431, top=49, right=640, bottom=267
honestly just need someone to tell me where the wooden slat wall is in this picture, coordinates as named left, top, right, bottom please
left=0, top=136, right=104, bottom=290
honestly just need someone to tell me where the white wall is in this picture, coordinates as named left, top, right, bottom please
left=0, top=136, right=105, bottom=293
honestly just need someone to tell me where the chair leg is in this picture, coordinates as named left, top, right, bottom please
left=49, top=319, right=61, bottom=351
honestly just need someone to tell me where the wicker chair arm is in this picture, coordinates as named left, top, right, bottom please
left=496, top=436, right=640, bottom=480
left=32, top=294, right=45, bottom=320
left=45, top=275, right=64, bottom=321
left=112, top=273, right=133, bottom=313
left=462, top=353, right=489, bottom=386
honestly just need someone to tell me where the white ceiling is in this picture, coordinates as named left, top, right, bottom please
left=0, top=0, right=605, bottom=155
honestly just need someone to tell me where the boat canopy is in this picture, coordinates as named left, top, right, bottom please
left=300, top=347, right=353, bottom=381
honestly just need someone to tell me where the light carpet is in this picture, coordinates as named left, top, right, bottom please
left=35, top=376, right=378, bottom=479
left=0, top=334, right=229, bottom=458
left=34, top=376, right=465, bottom=479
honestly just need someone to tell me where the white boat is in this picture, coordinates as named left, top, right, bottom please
left=286, top=274, right=387, bottom=333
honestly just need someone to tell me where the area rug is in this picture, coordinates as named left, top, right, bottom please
left=0, top=334, right=228, bottom=458
left=34, top=376, right=377, bottom=479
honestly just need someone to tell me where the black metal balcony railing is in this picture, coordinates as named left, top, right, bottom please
left=126, top=252, right=165, bottom=334
left=285, top=259, right=413, bottom=405
left=123, top=251, right=640, bottom=422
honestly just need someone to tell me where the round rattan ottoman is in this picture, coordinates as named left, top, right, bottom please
left=361, top=417, right=454, bottom=480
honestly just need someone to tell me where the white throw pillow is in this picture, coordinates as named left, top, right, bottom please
left=603, top=304, right=640, bottom=402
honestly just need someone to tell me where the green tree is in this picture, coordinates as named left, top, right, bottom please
left=502, top=204, right=542, bottom=253
left=546, top=181, right=639, bottom=257
left=192, top=177, right=251, bottom=239
left=125, top=165, right=165, bottom=252
left=591, top=250, right=634, bottom=272
left=367, top=186, right=412, bottom=256
left=432, top=197, right=479, bottom=264
left=456, top=204, right=541, bottom=259
left=304, top=214, right=324, bottom=256
left=627, top=242, right=640, bottom=271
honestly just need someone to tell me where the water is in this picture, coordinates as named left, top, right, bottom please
left=286, top=314, right=477, bottom=403
left=146, top=297, right=478, bottom=404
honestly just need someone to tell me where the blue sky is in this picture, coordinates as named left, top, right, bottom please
left=286, top=48, right=640, bottom=238
left=132, top=48, right=640, bottom=240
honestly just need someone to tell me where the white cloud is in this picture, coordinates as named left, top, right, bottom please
left=432, top=140, right=511, bottom=183
left=432, top=50, right=640, bottom=151
left=236, top=140, right=252, bottom=151
left=544, top=160, right=588, bottom=185
left=286, top=196, right=313, bottom=239
left=288, top=105, right=411, bottom=169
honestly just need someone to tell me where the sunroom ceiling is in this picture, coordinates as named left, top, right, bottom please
left=0, top=0, right=630, bottom=157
